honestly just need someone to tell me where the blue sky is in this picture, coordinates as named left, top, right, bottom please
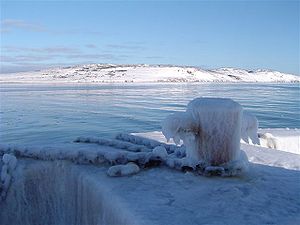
left=1, top=0, right=299, bottom=74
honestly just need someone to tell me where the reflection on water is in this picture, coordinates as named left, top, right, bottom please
left=0, top=83, right=299, bottom=146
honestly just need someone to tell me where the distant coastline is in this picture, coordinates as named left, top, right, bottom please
left=0, top=64, right=299, bottom=84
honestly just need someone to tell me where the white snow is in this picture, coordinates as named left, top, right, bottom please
left=0, top=94, right=299, bottom=225
left=0, top=64, right=299, bottom=84
left=258, top=128, right=300, bottom=154
left=0, top=129, right=299, bottom=225
left=133, top=130, right=300, bottom=169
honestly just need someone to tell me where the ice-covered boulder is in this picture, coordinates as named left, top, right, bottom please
left=162, top=98, right=243, bottom=166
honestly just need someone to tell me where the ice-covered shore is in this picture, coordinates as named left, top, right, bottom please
left=0, top=128, right=299, bottom=225
left=1, top=64, right=299, bottom=84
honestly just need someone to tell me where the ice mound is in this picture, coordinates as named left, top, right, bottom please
left=162, top=97, right=249, bottom=175
left=0, top=153, right=17, bottom=200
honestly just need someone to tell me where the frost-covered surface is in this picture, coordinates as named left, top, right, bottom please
left=0, top=129, right=299, bottom=225
left=1, top=64, right=299, bottom=84
left=134, top=130, right=300, bottom=169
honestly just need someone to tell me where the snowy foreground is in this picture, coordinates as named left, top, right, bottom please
left=0, top=128, right=299, bottom=225
left=1, top=64, right=299, bottom=83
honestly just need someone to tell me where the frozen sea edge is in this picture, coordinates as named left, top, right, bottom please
left=0, top=128, right=299, bottom=225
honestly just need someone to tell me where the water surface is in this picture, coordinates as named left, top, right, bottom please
left=0, top=83, right=299, bottom=146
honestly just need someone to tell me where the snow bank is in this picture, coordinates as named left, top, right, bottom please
left=133, top=130, right=300, bottom=170
left=258, top=128, right=300, bottom=154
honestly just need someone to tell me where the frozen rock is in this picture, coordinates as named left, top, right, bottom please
left=107, top=162, right=140, bottom=177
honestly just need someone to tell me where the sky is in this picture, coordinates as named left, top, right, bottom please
left=0, top=0, right=299, bottom=74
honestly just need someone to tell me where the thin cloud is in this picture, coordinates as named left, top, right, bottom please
left=2, top=46, right=81, bottom=54
left=1, top=55, right=55, bottom=62
left=1, top=19, right=46, bottom=32
left=144, top=56, right=165, bottom=59
left=106, top=44, right=145, bottom=51
left=85, top=44, right=98, bottom=49
left=1, top=19, right=103, bottom=35
left=50, top=29, right=102, bottom=36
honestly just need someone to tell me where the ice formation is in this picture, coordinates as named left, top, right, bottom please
left=241, top=111, right=260, bottom=145
left=0, top=153, right=17, bottom=200
left=162, top=98, right=243, bottom=166
left=258, top=132, right=278, bottom=149
left=107, top=162, right=140, bottom=177
left=151, top=146, right=168, bottom=160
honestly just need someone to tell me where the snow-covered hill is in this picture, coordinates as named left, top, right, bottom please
left=0, top=64, right=299, bottom=84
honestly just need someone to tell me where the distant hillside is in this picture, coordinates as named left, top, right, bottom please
left=0, top=64, right=299, bottom=83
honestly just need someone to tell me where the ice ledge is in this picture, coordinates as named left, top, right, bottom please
left=1, top=156, right=300, bottom=225
left=0, top=159, right=145, bottom=225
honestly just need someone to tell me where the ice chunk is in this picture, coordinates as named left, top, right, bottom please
left=161, top=112, right=196, bottom=144
left=241, top=112, right=260, bottom=145
left=162, top=98, right=243, bottom=166
left=0, top=153, right=17, bottom=200
left=258, top=132, right=278, bottom=149
left=2, top=154, right=17, bottom=171
left=1, top=165, right=8, bottom=182
left=107, top=162, right=140, bottom=177
left=152, top=146, right=168, bottom=160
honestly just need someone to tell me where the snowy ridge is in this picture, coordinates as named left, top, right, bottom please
left=0, top=64, right=299, bottom=83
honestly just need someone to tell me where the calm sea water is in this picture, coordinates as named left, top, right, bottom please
left=0, top=83, right=299, bottom=146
